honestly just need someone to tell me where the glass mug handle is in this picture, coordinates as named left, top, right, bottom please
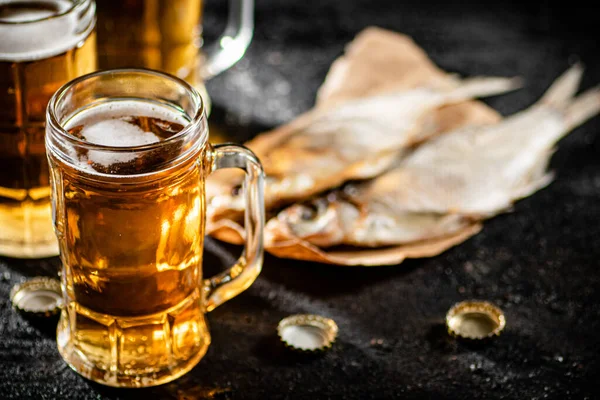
left=204, top=143, right=264, bottom=312
left=201, top=0, right=254, bottom=80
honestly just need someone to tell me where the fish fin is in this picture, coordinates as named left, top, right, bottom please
left=564, top=85, right=600, bottom=131
left=539, top=63, right=584, bottom=109
left=445, top=76, right=523, bottom=102
left=513, top=149, right=556, bottom=201
left=515, top=171, right=555, bottom=201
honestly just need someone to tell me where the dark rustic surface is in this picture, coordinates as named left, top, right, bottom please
left=2, top=0, right=600, bottom=399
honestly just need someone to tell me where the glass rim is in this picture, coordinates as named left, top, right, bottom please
left=0, top=0, right=89, bottom=25
left=47, top=68, right=206, bottom=154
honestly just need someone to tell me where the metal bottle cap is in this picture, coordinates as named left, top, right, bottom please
left=10, top=277, right=62, bottom=317
left=277, top=314, right=338, bottom=352
left=446, top=300, right=506, bottom=339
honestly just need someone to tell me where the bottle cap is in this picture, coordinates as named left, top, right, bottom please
left=446, top=300, right=505, bottom=339
left=277, top=314, right=338, bottom=352
left=10, top=277, right=62, bottom=317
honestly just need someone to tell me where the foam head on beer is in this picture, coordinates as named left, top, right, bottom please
left=0, top=0, right=94, bottom=62
left=65, top=100, right=190, bottom=174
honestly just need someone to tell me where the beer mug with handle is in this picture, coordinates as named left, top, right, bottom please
left=46, top=69, right=264, bottom=387
left=95, top=0, right=253, bottom=109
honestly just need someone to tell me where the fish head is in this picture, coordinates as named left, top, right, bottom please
left=266, top=193, right=357, bottom=247
left=206, top=170, right=246, bottom=222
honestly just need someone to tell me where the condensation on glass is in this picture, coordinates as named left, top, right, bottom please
left=46, top=69, right=264, bottom=387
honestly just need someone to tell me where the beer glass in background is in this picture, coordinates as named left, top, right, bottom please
left=46, top=69, right=264, bottom=387
left=95, top=0, right=253, bottom=115
left=0, top=0, right=96, bottom=258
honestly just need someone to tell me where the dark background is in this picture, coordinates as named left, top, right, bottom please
left=2, top=0, right=600, bottom=399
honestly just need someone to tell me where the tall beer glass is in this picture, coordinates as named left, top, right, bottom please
left=46, top=69, right=264, bottom=387
left=0, top=0, right=96, bottom=258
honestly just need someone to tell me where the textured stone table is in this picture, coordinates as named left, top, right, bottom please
left=1, top=1, right=599, bottom=399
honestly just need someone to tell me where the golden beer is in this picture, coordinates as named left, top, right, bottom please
left=47, top=69, right=264, bottom=387
left=0, top=0, right=96, bottom=258
left=56, top=102, right=209, bottom=385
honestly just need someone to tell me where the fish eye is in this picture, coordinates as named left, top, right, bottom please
left=300, top=203, right=319, bottom=220
left=231, top=184, right=242, bottom=196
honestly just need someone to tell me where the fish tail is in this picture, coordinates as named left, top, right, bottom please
left=539, top=63, right=584, bottom=108
left=445, top=76, right=523, bottom=102
left=564, top=85, right=600, bottom=131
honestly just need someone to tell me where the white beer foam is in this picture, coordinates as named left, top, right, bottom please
left=82, top=119, right=162, bottom=147
left=80, top=119, right=162, bottom=166
left=64, top=100, right=190, bottom=169
left=0, top=0, right=95, bottom=61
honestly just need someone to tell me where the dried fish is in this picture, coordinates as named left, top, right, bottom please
left=207, top=75, right=520, bottom=223
left=207, top=27, right=502, bottom=254
left=316, top=27, right=457, bottom=109
left=266, top=65, right=600, bottom=249
left=208, top=101, right=499, bottom=248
